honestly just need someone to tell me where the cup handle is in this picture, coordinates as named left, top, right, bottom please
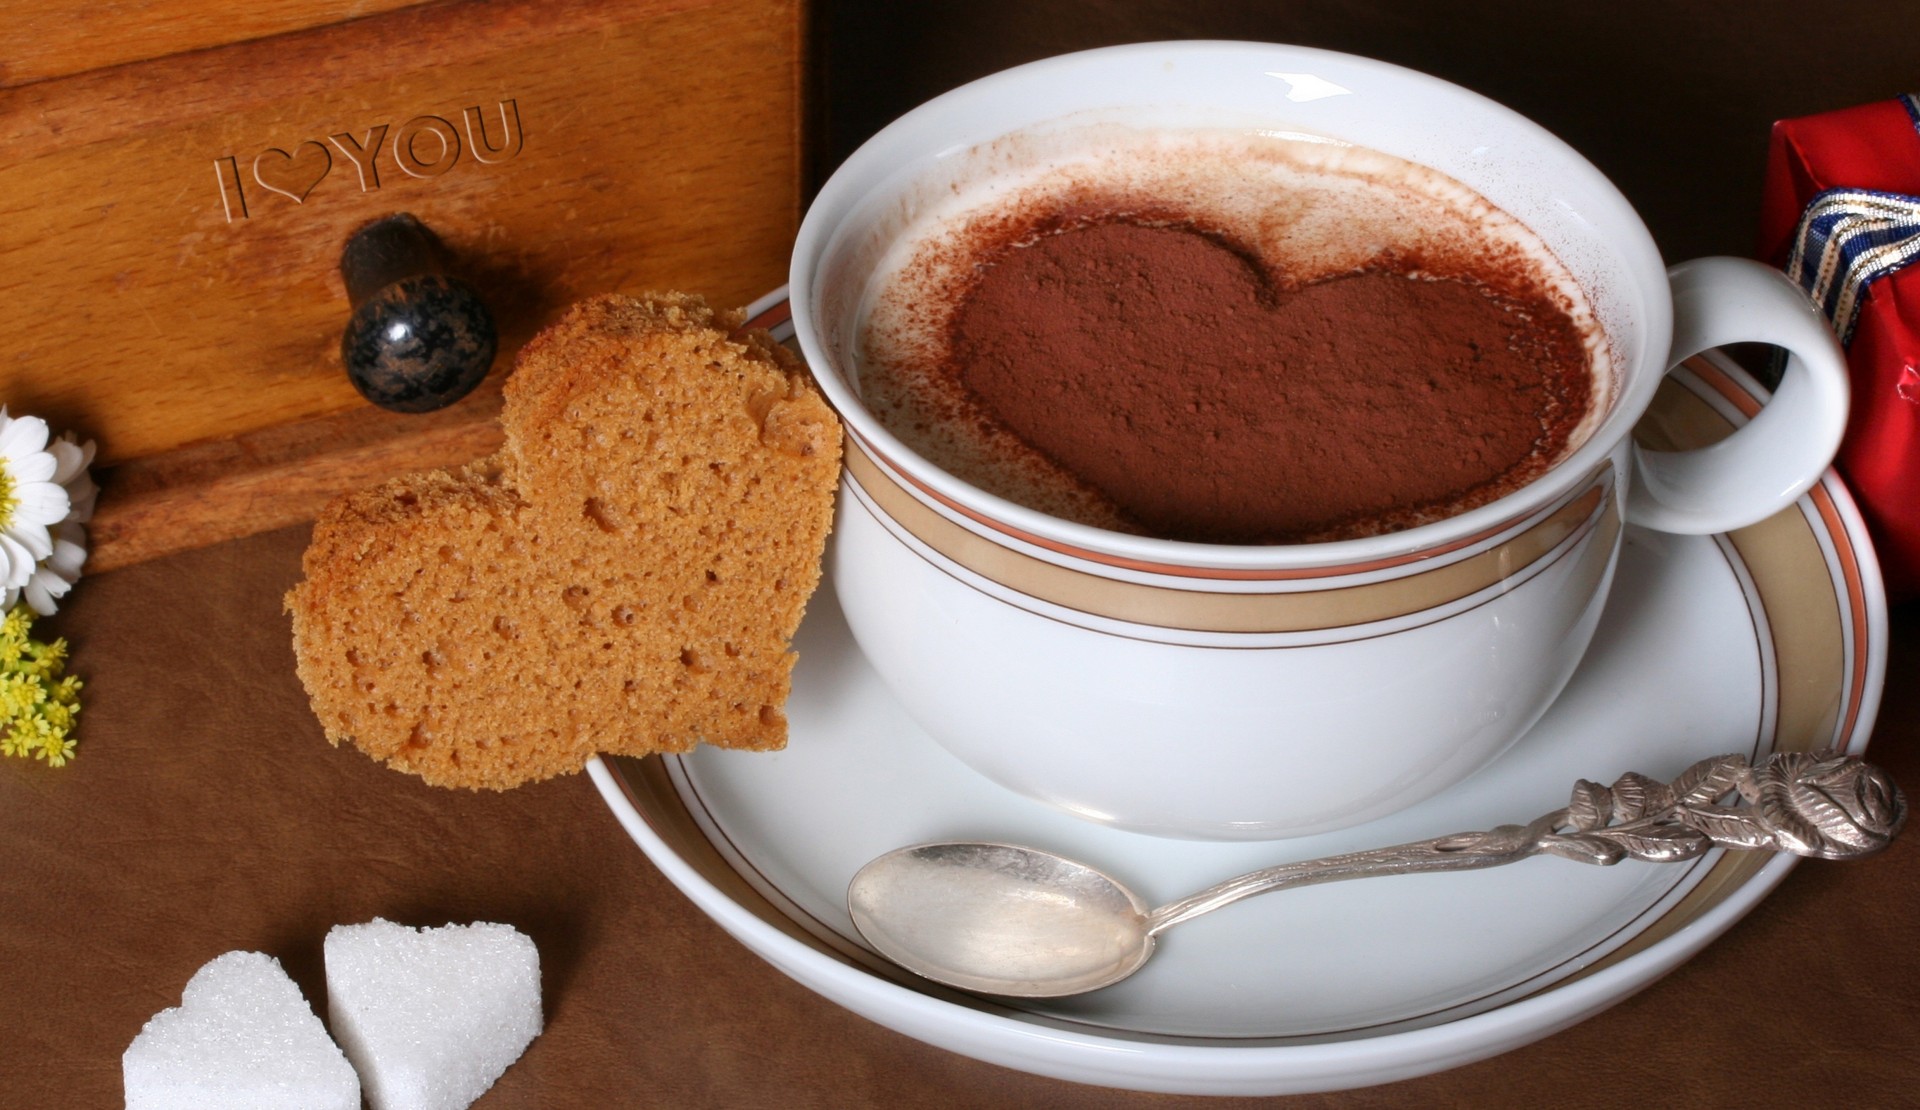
left=1628, top=256, right=1850, bottom=535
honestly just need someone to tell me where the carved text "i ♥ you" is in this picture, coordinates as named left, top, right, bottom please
left=213, top=99, right=524, bottom=221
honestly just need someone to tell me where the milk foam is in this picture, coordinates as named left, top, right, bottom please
left=852, top=124, right=1613, bottom=539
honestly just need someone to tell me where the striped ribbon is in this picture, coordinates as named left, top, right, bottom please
left=1781, top=92, right=1920, bottom=348
left=1784, top=186, right=1920, bottom=345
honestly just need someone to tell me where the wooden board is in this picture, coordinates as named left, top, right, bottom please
left=0, top=0, right=802, bottom=569
left=0, top=0, right=431, bottom=89
left=87, top=378, right=509, bottom=573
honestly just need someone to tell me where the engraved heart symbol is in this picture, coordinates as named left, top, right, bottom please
left=253, top=141, right=331, bottom=203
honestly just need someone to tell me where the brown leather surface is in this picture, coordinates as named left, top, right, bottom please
left=2, top=523, right=1915, bottom=1109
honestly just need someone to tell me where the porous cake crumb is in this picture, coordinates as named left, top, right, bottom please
left=123, top=950, right=359, bottom=1110
left=325, top=919, right=542, bottom=1110
left=287, top=292, right=842, bottom=789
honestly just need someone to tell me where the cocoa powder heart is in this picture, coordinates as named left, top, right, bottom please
left=947, top=220, right=1592, bottom=543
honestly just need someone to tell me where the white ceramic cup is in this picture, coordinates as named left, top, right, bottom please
left=789, top=41, right=1848, bottom=840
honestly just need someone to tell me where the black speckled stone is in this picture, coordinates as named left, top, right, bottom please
left=341, top=274, right=497, bottom=413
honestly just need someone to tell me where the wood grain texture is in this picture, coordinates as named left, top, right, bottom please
left=2, top=0, right=800, bottom=570
left=0, top=0, right=800, bottom=468
left=0, top=1, right=435, bottom=89
left=87, top=378, right=505, bottom=573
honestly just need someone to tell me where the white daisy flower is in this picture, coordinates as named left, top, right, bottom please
left=19, top=518, right=87, bottom=616
left=50, top=431, right=97, bottom=524
left=0, top=424, right=94, bottom=616
left=0, top=410, right=70, bottom=594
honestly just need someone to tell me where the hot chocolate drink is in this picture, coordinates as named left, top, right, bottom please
left=854, top=126, right=1608, bottom=544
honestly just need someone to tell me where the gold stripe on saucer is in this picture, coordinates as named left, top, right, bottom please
left=1636, top=368, right=1847, bottom=749
left=1537, top=355, right=1861, bottom=987
left=1728, top=505, right=1847, bottom=746
left=846, top=443, right=1614, bottom=634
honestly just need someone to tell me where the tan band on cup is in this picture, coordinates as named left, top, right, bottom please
left=846, top=442, right=1617, bottom=634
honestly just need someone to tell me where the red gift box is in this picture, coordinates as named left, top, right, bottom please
left=1760, top=94, right=1920, bottom=601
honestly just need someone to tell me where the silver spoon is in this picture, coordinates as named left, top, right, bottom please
left=847, top=750, right=1905, bottom=998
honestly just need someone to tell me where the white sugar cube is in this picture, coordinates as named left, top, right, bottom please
left=324, top=918, right=543, bottom=1110
left=123, top=950, right=360, bottom=1110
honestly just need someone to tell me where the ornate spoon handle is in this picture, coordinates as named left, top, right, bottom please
left=1145, top=750, right=1905, bottom=936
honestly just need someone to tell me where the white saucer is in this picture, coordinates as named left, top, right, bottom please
left=590, top=329, right=1886, bottom=1095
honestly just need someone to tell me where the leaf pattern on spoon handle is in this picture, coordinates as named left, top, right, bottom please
left=1145, top=750, right=1905, bottom=936
left=1454, top=750, right=1907, bottom=866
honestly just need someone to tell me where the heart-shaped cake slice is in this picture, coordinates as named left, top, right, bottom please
left=288, top=293, right=841, bottom=789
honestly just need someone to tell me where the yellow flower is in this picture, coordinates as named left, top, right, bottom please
left=35, top=730, right=75, bottom=767
left=0, top=604, right=81, bottom=766
left=0, top=671, right=40, bottom=712
left=25, top=636, right=67, bottom=674
left=39, top=699, right=73, bottom=731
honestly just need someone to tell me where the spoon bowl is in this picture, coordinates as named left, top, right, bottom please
left=848, top=843, right=1154, bottom=997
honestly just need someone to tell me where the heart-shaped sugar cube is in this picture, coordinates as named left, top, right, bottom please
left=123, top=951, right=360, bottom=1110
left=325, top=919, right=542, bottom=1110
